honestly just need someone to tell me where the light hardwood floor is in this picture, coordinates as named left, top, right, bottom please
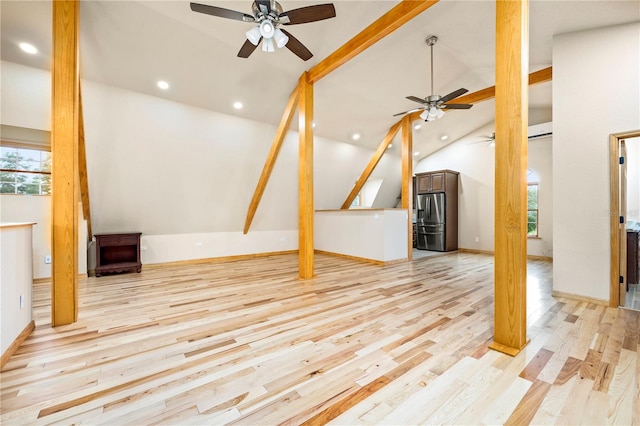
left=1, top=252, right=638, bottom=425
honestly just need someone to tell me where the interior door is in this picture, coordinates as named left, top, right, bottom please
left=620, top=140, right=627, bottom=306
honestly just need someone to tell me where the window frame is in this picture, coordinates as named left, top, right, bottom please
left=0, top=142, right=52, bottom=195
left=527, top=182, right=539, bottom=238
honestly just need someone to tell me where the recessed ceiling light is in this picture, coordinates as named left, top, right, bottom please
left=233, top=101, right=243, bottom=110
left=440, top=135, right=449, bottom=141
left=351, top=133, right=361, bottom=141
left=19, top=42, right=38, bottom=54
left=413, top=151, right=420, bottom=156
left=387, top=144, right=393, bottom=149
left=157, top=80, right=169, bottom=90
left=414, top=124, right=422, bottom=130
left=312, top=122, right=316, bottom=128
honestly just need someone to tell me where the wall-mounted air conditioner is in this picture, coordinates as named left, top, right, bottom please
left=528, top=122, right=552, bottom=140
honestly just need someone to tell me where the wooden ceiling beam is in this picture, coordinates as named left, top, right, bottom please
left=244, top=85, right=299, bottom=234
left=340, top=122, right=401, bottom=209
left=307, top=0, right=439, bottom=84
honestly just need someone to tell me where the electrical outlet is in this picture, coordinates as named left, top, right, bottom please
left=44, top=255, right=52, bottom=264
left=19, top=294, right=24, bottom=309
left=195, top=242, right=203, bottom=247
left=474, top=237, right=480, bottom=243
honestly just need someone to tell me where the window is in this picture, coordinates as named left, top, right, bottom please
left=351, top=193, right=361, bottom=207
left=527, top=169, right=539, bottom=238
left=0, top=146, right=51, bottom=195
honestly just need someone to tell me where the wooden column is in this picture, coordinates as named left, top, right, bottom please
left=298, top=72, right=314, bottom=279
left=490, top=0, right=529, bottom=356
left=401, top=116, right=413, bottom=260
left=51, top=0, right=80, bottom=326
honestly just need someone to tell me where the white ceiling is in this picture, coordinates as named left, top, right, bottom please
left=2, top=0, right=639, bottom=160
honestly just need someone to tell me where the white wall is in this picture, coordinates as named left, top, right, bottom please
left=415, top=124, right=553, bottom=258
left=2, top=61, right=402, bottom=268
left=0, top=196, right=88, bottom=278
left=0, top=62, right=51, bottom=131
left=1, top=224, right=33, bottom=355
left=553, top=22, right=640, bottom=302
left=315, top=209, right=408, bottom=262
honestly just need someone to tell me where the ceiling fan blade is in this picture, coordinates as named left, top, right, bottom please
left=443, top=103, right=473, bottom=109
left=393, top=108, right=423, bottom=117
left=405, top=96, right=426, bottom=105
left=190, top=2, right=255, bottom=22
left=281, top=4, right=336, bottom=25
left=280, top=29, right=313, bottom=61
left=439, top=88, right=468, bottom=104
left=237, top=38, right=260, bottom=58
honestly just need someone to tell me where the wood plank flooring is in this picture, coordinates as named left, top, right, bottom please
left=1, top=252, right=639, bottom=425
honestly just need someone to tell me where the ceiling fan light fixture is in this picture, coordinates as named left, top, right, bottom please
left=425, top=106, right=440, bottom=122
left=274, top=28, right=289, bottom=48
left=419, top=110, right=428, bottom=121
left=246, top=26, right=261, bottom=45
left=262, top=37, right=275, bottom=52
left=259, top=20, right=275, bottom=38
left=436, top=108, right=445, bottom=119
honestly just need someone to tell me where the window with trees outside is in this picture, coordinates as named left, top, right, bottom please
left=527, top=169, right=539, bottom=238
left=0, top=146, right=51, bottom=195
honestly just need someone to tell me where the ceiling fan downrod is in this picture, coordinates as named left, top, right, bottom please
left=426, top=36, right=438, bottom=98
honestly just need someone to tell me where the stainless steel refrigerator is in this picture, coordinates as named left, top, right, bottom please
left=416, top=193, right=446, bottom=251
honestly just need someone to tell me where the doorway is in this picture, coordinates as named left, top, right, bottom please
left=610, top=130, right=640, bottom=309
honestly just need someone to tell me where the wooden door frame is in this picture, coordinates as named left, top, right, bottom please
left=609, top=129, right=640, bottom=307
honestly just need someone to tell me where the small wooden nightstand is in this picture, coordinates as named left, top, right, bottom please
left=94, top=232, right=142, bottom=277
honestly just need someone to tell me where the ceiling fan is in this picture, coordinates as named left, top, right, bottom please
left=470, top=132, right=496, bottom=147
left=394, top=36, right=473, bottom=121
left=189, top=0, right=336, bottom=61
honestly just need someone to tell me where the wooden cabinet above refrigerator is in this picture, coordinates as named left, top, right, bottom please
left=416, top=170, right=459, bottom=194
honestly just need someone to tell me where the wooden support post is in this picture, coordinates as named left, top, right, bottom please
left=244, top=86, right=299, bottom=234
left=78, top=86, right=92, bottom=239
left=298, top=72, right=314, bottom=279
left=51, top=0, right=80, bottom=326
left=340, top=122, right=401, bottom=209
left=489, top=0, right=529, bottom=356
left=401, top=116, right=413, bottom=260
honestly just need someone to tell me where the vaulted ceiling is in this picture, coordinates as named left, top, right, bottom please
left=2, top=1, right=639, bottom=159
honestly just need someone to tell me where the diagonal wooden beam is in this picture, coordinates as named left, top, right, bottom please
left=244, top=85, right=299, bottom=234
left=307, top=0, right=439, bottom=84
left=406, top=66, right=552, bottom=122
left=78, top=85, right=92, bottom=240
left=340, top=122, right=401, bottom=209
left=51, top=0, right=80, bottom=326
